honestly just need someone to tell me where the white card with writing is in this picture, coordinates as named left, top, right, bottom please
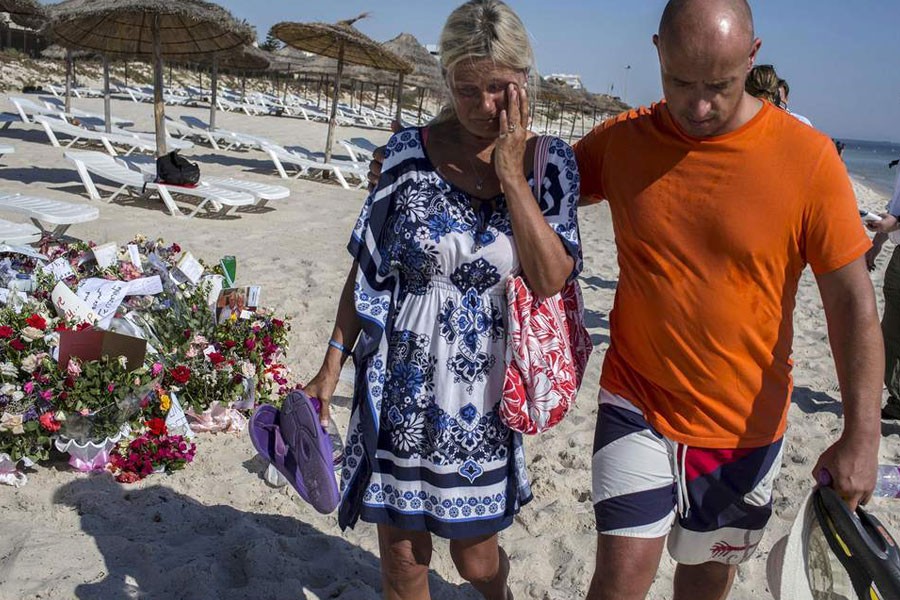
left=125, top=276, right=163, bottom=296
left=40, top=258, right=76, bottom=282
left=126, top=244, right=143, bottom=272
left=175, top=252, right=203, bottom=285
left=203, top=274, right=224, bottom=314
left=76, top=278, right=130, bottom=328
left=51, top=281, right=99, bottom=325
left=92, top=243, right=118, bottom=269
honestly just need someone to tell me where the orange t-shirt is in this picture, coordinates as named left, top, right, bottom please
left=574, top=101, right=870, bottom=448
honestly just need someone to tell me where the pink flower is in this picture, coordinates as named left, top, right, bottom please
left=67, top=360, right=82, bottom=378
left=40, top=390, right=53, bottom=402
left=151, top=362, right=164, bottom=377
left=244, top=338, right=256, bottom=351
left=23, top=381, right=34, bottom=394
left=107, top=383, right=116, bottom=393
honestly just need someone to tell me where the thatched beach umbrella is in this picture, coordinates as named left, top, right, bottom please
left=45, top=0, right=253, bottom=156
left=383, top=33, right=441, bottom=122
left=273, top=14, right=411, bottom=164
left=196, top=44, right=269, bottom=129
left=0, top=0, right=45, bottom=28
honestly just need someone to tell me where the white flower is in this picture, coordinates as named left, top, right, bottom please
left=20, top=326, right=44, bottom=342
left=240, top=361, right=256, bottom=379
left=0, top=383, right=17, bottom=396
left=118, top=355, right=128, bottom=370
left=20, top=354, right=41, bottom=373
left=0, top=412, right=24, bottom=435
left=0, top=362, right=16, bottom=378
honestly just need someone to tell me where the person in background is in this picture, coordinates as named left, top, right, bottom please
left=745, top=64, right=781, bottom=105
left=865, top=158, right=900, bottom=421
left=777, top=76, right=814, bottom=126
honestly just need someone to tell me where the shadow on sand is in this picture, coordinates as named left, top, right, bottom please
left=54, top=476, right=480, bottom=600
left=790, top=386, right=843, bottom=417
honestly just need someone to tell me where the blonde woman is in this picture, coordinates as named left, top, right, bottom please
left=303, top=1, right=582, bottom=597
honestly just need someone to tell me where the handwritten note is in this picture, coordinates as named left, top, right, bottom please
left=51, top=282, right=99, bottom=325
left=40, top=258, right=76, bottom=282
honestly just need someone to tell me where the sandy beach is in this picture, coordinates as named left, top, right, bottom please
left=1, top=88, right=899, bottom=600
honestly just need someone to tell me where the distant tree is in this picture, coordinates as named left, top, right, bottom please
left=260, top=28, right=282, bottom=52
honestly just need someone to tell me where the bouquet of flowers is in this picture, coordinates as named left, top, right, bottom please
left=108, top=418, right=196, bottom=483
left=1, top=304, right=66, bottom=461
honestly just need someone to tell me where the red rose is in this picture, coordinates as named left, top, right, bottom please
left=146, top=418, right=167, bottom=436
left=0, top=325, right=14, bottom=338
left=222, top=340, right=236, bottom=349
left=208, top=352, right=225, bottom=366
left=182, top=329, right=192, bottom=339
left=115, top=471, right=141, bottom=484
left=76, top=322, right=92, bottom=331
left=25, top=314, right=47, bottom=330
left=54, top=323, right=69, bottom=333
left=171, top=243, right=181, bottom=254
left=9, top=339, right=25, bottom=352
left=169, top=365, right=191, bottom=385
left=39, top=412, right=61, bottom=432
left=244, top=338, right=256, bottom=351
left=272, top=319, right=284, bottom=328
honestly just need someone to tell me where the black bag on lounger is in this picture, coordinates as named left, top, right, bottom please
left=156, top=151, right=200, bottom=186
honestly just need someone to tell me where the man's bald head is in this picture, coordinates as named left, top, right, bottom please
left=652, top=0, right=762, bottom=138
left=658, top=0, right=754, bottom=55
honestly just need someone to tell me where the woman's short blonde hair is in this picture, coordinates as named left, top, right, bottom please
left=745, top=64, right=781, bottom=106
left=432, top=0, right=537, bottom=123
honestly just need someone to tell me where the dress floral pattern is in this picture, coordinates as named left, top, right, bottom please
left=340, top=127, right=581, bottom=538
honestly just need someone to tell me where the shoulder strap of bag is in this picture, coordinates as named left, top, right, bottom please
left=531, top=135, right=553, bottom=200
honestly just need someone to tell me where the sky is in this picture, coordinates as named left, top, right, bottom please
left=42, top=1, right=900, bottom=142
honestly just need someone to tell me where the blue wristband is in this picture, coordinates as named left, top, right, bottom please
left=328, top=339, right=350, bottom=355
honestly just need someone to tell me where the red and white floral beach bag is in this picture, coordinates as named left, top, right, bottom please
left=499, top=136, right=592, bottom=435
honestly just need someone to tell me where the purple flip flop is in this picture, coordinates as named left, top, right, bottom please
left=249, top=390, right=340, bottom=514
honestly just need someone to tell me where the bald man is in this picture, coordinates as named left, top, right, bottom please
left=365, top=1, right=881, bottom=598
left=577, top=0, right=881, bottom=598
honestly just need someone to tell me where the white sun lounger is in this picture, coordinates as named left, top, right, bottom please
left=176, top=117, right=263, bottom=151
left=42, top=98, right=135, bottom=129
left=64, top=150, right=255, bottom=218
left=0, top=218, right=41, bottom=245
left=0, top=193, right=99, bottom=239
left=259, top=142, right=367, bottom=190
left=35, top=116, right=186, bottom=156
left=9, top=96, right=66, bottom=124
left=120, top=156, right=290, bottom=208
left=339, top=140, right=375, bottom=164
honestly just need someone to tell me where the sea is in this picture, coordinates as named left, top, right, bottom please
left=840, top=139, right=900, bottom=200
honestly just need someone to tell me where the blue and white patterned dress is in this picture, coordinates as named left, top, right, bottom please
left=340, top=127, right=581, bottom=539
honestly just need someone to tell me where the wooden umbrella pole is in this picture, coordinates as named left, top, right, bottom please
left=568, top=103, right=578, bottom=143
left=394, top=72, right=405, bottom=124
left=209, top=54, right=219, bottom=131
left=416, top=87, right=425, bottom=124
left=64, top=49, right=72, bottom=114
left=373, top=83, right=380, bottom=111
left=324, top=43, right=345, bottom=165
left=103, top=55, right=111, bottom=133
left=316, top=74, right=323, bottom=108
left=358, top=81, right=364, bottom=109
left=152, top=14, right=167, bottom=158
left=124, top=61, right=129, bottom=88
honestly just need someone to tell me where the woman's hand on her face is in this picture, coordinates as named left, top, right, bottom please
left=493, top=83, right=530, bottom=190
